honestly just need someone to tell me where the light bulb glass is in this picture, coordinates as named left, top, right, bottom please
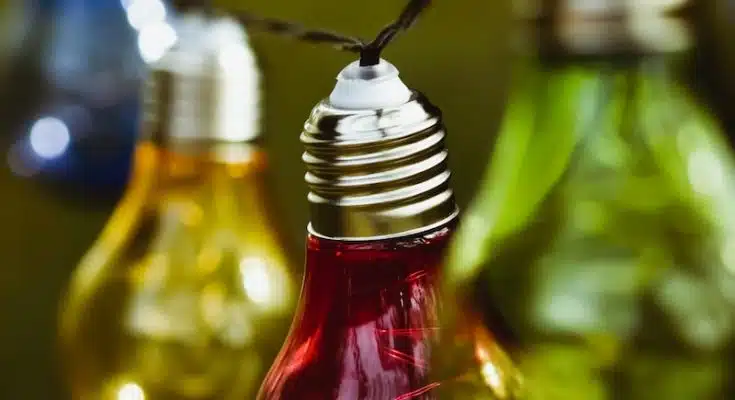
left=59, top=140, right=298, bottom=399
left=258, top=225, right=455, bottom=399
left=439, top=52, right=735, bottom=397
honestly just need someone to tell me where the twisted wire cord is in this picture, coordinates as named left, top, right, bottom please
left=230, top=0, right=432, bottom=65
left=234, top=11, right=365, bottom=52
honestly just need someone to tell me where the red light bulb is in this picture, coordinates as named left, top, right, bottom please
left=257, top=59, right=459, bottom=399
left=260, top=227, right=453, bottom=399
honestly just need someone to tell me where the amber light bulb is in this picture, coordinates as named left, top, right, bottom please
left=58, top=10, right=297, bottom=400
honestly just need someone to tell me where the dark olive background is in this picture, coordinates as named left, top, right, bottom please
left=0, top=0, right=731, bottom=398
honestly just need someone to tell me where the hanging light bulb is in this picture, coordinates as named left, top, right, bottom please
left=7, top=0, right=145, bottom=191
left=439, top=0, right=735, bottom=398
left=233, top=2, right=474, bottom=398
left=58, top=7, right=298, bottom=399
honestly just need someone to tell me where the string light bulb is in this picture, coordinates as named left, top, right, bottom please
left=58, top=6, right=298, bottom=399
left=19, top=0, right=144, bottom=190
left=441, top=0, right=735, bottom=398
left=231, top=2, right=509, bottom=398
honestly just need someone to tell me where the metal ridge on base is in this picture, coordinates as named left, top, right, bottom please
left=301, top=91, right=459, bottom=241
left=142, top=12, right=261, bottom=145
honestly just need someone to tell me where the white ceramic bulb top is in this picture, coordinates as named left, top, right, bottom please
left=328, top=59, right=412, bottom=110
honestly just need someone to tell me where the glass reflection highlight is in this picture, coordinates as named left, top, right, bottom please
left=137, top=21, right=178, bottom=64
left=125, top=0, right=166, bottom=31
left=240, top=257, right=274, bottom=307
left=29, top=116, right=71, bottom=160
left=117, top=382, right=145, bottom=400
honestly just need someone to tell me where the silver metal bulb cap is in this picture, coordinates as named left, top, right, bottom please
left=301, top=90, right=459, bottom=241
left=514, top=0, right=691, bottom=20
left=513, top=0, right=694, bottom=55
left=142, top=11, right=261, bottom=146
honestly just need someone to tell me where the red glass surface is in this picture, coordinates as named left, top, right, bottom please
left=257, top=224, right=454, bottom=400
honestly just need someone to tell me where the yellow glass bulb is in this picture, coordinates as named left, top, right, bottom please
left=58, top=141, right=298, bottom=399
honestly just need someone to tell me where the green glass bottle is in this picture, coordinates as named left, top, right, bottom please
left=436, top=1, right=735, bottom=398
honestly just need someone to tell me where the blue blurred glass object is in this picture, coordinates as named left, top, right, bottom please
left=8, top=0, right=158, bottom=193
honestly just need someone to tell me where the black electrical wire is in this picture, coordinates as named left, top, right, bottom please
left=234, top=12, right=365, bottom=53
left=230, top=0, right=432, bottom=66
left=360, top=0, right=430, bottom=65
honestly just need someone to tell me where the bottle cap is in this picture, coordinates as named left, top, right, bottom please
left=142, top=11, right=261, bottom=145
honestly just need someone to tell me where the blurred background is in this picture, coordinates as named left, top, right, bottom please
left=0, top=0, right=732, bottom=398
